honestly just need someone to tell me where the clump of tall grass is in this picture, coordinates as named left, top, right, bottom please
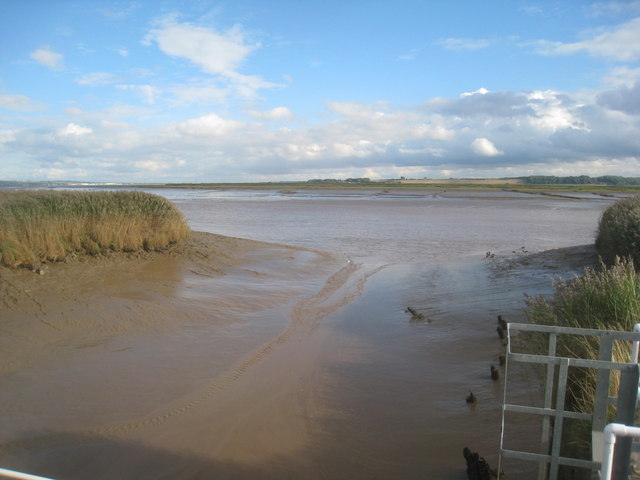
left=0, top=190, right=191, bottom=268
left=527, top=258, right=640, bottom=335
left=596, top=194, right=640, bottom=267
left=526, top=258, right=640, bottom=465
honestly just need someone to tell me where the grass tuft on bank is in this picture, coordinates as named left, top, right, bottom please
left=527, top=258, right=640, bottom=410
left=0, top=190, right=191, bottom=268
left=526, top=258, right=640, bottom=471
left=596, top=194, right=640, bottom=267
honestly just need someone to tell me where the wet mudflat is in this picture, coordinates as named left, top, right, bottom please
left=0, top=189, right=614, bottom=479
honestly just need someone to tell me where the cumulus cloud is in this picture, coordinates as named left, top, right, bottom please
left=537, top=16, right=640, bottom=61
left=602, top=66, right=640, bottom=88
left=0, top=94, right=45, bottom=112
left=144, top=20, right=279, bottom=99
left=526, top=90, right=589, bottom=131
left=30, top=46, right=64, bottom=70
left=398, top=48, right=421, bottom=61
left=3, top=79, right=640, bottom=182
left=461, top=88, right=489, bottom=97
left=597, top=81, right=640, bottom=114
left=426, top=89, right=534, bottom=117
left=147, top=22, right=252, bottom=75
left=436, top=37, right=494, bottom=51
left=588, top=1, right=640, bottom=18
left=98, top=2, right=141, bottom=19
left=249, top=107, right=294, bottom=120
left=169, top=113, right=243, bottom=136
left=58, top=123, right=93, bottom=136
left=75, top=72, right=121, bottom=86
left=117, top=84, right=160, bottom=104
left=471, top=138, right=503, bottom=157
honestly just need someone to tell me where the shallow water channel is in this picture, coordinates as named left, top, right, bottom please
left=1, top=188, right=619, bottom=479
left=170, top=189, right=614, bottom=478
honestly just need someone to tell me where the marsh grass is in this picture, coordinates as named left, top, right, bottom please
left=525, top=258, right=640, bottom=470
left=0, top=190, right=190, bottom=268
left=526, top=259, right=640, bottom=408
left=596, top=194, right=640, bottom=267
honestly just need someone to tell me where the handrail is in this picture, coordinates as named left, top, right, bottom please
left=600, top=423, right=640, bottom=480
left=0, top=468, right=55, bottom=480
left=498, top=322, right=640, bottom=480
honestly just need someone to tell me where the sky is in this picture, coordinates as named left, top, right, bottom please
left=1, top=0, right=640, bottom=182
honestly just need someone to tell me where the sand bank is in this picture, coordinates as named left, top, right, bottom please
left=0, top=233, right=599, bottom=479
left=1, top=231, right=370, bottom=477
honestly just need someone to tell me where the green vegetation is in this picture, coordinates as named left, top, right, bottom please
left=0, top=190, right=190, bottom=268
left=3, top=177, right=640, bottom=194
left=519, top=175, right=640, bottom=186
left=526, top=193, right=640, bottom=475
left=596, top=194, right=640, bottom=266
left=526, top=259, right=640, bottom=474
left=527, top=258, right=640, bottom=371
left=130, top=176, right=640, bottom=193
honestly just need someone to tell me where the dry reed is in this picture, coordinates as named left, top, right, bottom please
left=0, top=190, right=190, bottom=268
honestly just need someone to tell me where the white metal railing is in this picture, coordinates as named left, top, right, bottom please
left=498, top=322, right=640, bottom=480
left=600, top=423, right=640, bottom=480
left=0, top=468, right=55, bottom=480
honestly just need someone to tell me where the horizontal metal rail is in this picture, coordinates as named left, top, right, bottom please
left=507, top=322, right=640, bottom=340
left=499, top=322, right=640, bottom=480
left=0, top=468, right=55, bottom=480
left=600, top=423, right=640, bottom=480
left=501, top=449, right=600, bottom=470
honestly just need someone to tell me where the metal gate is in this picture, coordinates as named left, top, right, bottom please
left=498, top=323, right=640, bottom=480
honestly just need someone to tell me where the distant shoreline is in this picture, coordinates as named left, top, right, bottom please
left=2, top=177, right=640, bottom=194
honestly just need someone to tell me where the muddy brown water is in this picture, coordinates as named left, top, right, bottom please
left=0, top=189, right=619, bottom=479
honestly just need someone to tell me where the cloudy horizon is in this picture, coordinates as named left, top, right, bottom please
left=1, top=1, right=639, bottom=182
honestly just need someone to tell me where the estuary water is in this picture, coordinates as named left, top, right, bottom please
left=1, top=187, right=619, bottom=479
left=167, top=188, right=610, bottom=264
left=165, top=188, right=613, bottom=479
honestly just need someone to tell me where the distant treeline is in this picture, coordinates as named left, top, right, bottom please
left=518, top=175, right=640, bottom=185
left=307, top=177, right=373, bottom=184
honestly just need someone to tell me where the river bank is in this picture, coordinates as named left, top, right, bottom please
left=0, top=229, right=598, bottom=479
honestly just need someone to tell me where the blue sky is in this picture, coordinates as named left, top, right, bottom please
left=1, top=0, right=640, bottom=182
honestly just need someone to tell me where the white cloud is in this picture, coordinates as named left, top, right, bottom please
left=58, top=123, right=93, bottom=136
left=537, top=16, right=640, bottom=61
left=0, top=129, right=17, bottom=144
left=117, top=84, right=160, bottom=104
left=145, top=20, right=279, bottom=100
left=76, top=72, right=120, bottom=86
left=526, top=90, right=589, bottom=131
left=167, top=81, right=229, bottom=106
left=98, top=3, right=141, bottom=19
left=0, top=94, right=45, bottom=112
left=134, top=160, right=169, bottom=171
left=398, top=48, right=420, bottom=61
left=249, top=106, right=294, bottom=120
left=588, top=1, right=640, bottom=18
left=169, top=113, right=243, bottom=136
left=603, top=66, right=640, bottom=87
left=461, top=88, right=489, bottom=97
left=147, top=22, right=253, bottom=75
left=471, top=138, right=503, bottom=156
left=30, top=46, right=64, bottom=70
left=520, top=5, right=544, bottom=16
left=3, top=73, right=640, bottom=182
left=436, top=37, right=493, bottom=51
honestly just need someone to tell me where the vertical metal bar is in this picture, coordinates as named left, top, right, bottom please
left=594, top=334, right=614, bottom=433
left=612, top=364, right=639, bottom=480
left=498, top=336, right=510, bottom=479
left=549, top=358, right=570, bottom=480
left=539, top=332, right=558, bottom=480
